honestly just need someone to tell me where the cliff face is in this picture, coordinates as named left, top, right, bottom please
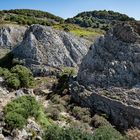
left=0, top=24, right=26, bottom=49
left=71, top=22, right=140, bottom=129
left=12, top=25, right=89, bottom=74
left=78, top=22, right=140, bottom=88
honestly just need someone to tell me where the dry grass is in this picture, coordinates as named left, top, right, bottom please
left=126, top=128, right=140, bottom=140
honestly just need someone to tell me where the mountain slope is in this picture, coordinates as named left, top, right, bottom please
left=0, top=9, right=64, bottom=26
left=0, top=9, right=104, bottom=41
left=66, top=10, right=134, bottom=30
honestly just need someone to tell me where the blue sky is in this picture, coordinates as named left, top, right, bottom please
left=0, top=0, right=139, bottom=20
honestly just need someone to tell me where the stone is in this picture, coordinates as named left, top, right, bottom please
left=12, top=25, right=90, bottom=75
left=0, top=24, right=26, bottom=49
left=71, top=21, right=140, bottom=129
left=78, top=21, right=140, bottom=88
left=0, top=77, right=4, bottom=83
left=0, top=87, right=9, bottom=95
left=15, top=89, right=25, bottom=97
left=0, top=134, right=5, bottom=140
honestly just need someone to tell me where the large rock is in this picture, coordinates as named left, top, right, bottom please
left=12, top=25, right=89, bottom=74
left=71, top=22, right=140, bottom=129
left=78, top=22, right=140, bottom=88
left=0, top=24, right=26, bottom=49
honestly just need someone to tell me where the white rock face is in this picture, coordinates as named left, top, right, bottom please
left=0, top=24, right=26, bottom=49
left=78, top=22, right=140, bottom=88
left=12, top=25, right=89, bottom=74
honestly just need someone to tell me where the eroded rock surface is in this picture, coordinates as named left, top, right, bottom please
left=78, top=22, right=140, bottom=88
left=0, top=24, right=26, bottom=49
left=12, top=25, right=89, bottom=75
left=71, top=22, right=140, bottom=129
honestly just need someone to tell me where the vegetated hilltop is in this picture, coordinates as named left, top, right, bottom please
left=0, top=9, right=64, bottom=25
left=66, top=10, right=135, bottom=31
left=0, top=9, right=104, bottom=42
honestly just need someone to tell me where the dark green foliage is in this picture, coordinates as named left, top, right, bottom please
left=66, top=10, right=134, bottom=30
left=5, top=112, right=27, bottom=130
left=0, top=67, right=12, bottom=79
left=11, top=65, right=34, bottom=87
left=4, top=96, right=40, bottom=130
left=72, top=106, right=91, bottom=123
left=44, top=125, right=94, bottom=140
left=93, top=125, right=125, bottom=140
left=44, top=124, right=125, bottom=140
left=5, top=74, right=20, bottom=89
left=0, top=65, right=35, bottom=89
left=0, top=9, right=64, bottom=25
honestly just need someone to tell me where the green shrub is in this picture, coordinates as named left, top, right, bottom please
left=5, top=112, right=27, bottom=130
left=44, top=125, right=94, bottom=140
left=4, top=96, right=40, bottom=130
left=44, top=124, right=125, bottom=140
left=0, top=67, right=12, bottom=79
left=46, top=105, right=61, bottom=120
left=91, top=114, right=111, bottom=128
left=11, top=65, right=35, bottom=87
left=72, top=106, right=91, bottom=122
left=93, top=125, right=125, bottom=140
left=60, top=67, right=76, bottom=77
left=0, top=65, right=35, bottom=89
left=70, top=121, right=91, bottom=133
left=5, top=74, right=20, bottom=89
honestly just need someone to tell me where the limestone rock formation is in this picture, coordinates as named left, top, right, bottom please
left=12, top=25, right=89, bottom=74
left=70, top=22, right=140, bottom=129
left=78, top=22, right=140, bottom=88
left=0, top=24, right=26, bottom=49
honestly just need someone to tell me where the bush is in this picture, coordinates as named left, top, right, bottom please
left=93, top=125, right=125, bottom=140
left=11, top=65, right=35, bottom=88
left=5, top=112, right=26, bottom=130
left=70, top=121, right=91, bottom=133
left=0, top=67, right=12, bottom=79
left=4, top=96, right=40, bottom=130
left=46, top=105, right=61, bottom=120
left=0, top=65, right=35, bottom=89
left=44, top=125, right=94, bottom=140
left=5, top=74, right=20, bottom=89
left=72, top=106, right=91, bottom=122
left=91, top=114, right=111, bottom=128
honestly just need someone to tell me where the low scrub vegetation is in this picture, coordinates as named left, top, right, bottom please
left=0, top=65, right=35, bottom=89
left=53, top=23, right=104, bottom=39
left=4, top=96, right=40, bottom=130
left=44, top=124, right=125, bottom=140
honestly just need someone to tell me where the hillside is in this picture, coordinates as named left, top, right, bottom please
left=1, top=9, right=140, bottom=140
left=0, top=9, right=104, bottom=42
left=66, top=10, right=135, bottom=31
left=0, top=9, right=64, bottom=26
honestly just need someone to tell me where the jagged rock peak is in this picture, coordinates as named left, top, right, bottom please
left=13, top=24, right=89, bottom=74
left=78, top=21, right=140, bottom=88
left=0, top=24, right=26, bottom=49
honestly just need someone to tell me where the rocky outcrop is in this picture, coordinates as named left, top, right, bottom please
left=78, top=22, right=140, bottom=88
left=0, top=24, right=26, bottom=49
left=71, top=22, right=140, bottom=129
left=12, top=25, right=89, bottom=75
left=70, top=82, right=140, bottom=129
